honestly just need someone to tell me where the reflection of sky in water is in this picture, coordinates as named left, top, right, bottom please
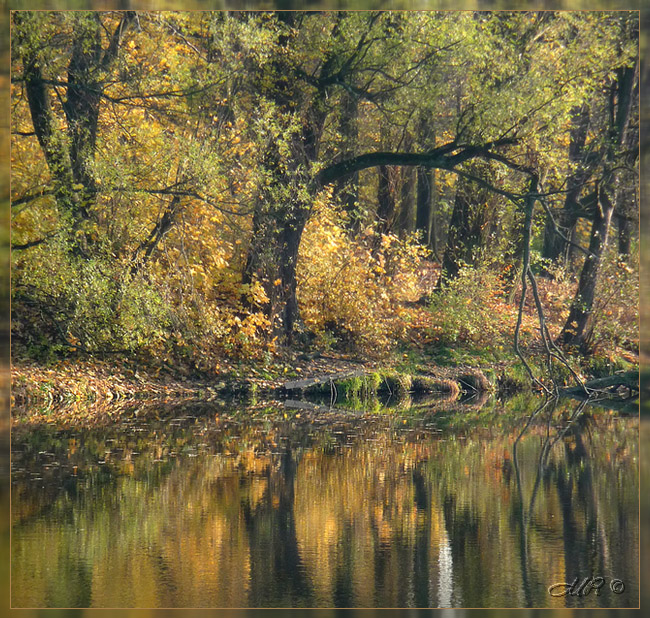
left=8, top=399, right=640, bottom=609
left=438, top=535, right=453, bottom=608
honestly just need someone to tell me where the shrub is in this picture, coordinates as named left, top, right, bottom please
left=297, top=194, right=427, bottom=354
left=11, top=230, right=273, bottom=367
left=582, top=243, right=639, bottom=357
left=13, top=239, right=171, bottom=355
left=427, top=264, right=512, bottom=349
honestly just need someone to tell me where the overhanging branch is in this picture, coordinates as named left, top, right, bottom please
left=315, top=137, right=519, bottom=186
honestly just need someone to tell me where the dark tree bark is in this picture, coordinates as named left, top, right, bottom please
left=560, top=185, right=615, bottom=347
left=438, top=190, right=471, bottom=284
left=414, top=118, right=438, bottom=253
left=437, top=163, right=494, bottom=287
left=242, top=139, right=315, bottom=341
left=615, top=184, right=637, bottom=258
left=316, top=137, right=518, bottom=186
left=376, top=165, right=397, bottom=235
left=415, top=167, right=432, bottom=247
left=617, top=214, right=633, bottom=257
left=398, top=165, right=416, bottom=237
left=334, top=90, right=360, bottom=231
left=17, top=21, right=86, bottom=222
left=65, top=16, right=103, bottom=197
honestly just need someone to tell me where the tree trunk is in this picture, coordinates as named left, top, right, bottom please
left=414, top=118, right=437, bottom=254
left=415, top=167, right=432, bottom=247
left=242, top=164, right=312, bottom=342
left=542, top=105, right=592, bottom=268
left=559, top=188, right=614, bottom=348
left=437, top=164, right=493, bottom=286
left=377, top=165, right=397, bottom=235
left=560, top=54, right=638, bottom=350
left=17, top=22, right=87, bottom=223
left=398, top=165, right=416, bottom=237
left=615, top=184, right=636, bottom=258
left=240, top=11, right=329, bottom=343
left=14, top=12, right=136, bottom=242
left=335, top=90, right=360, bottom=232
left=438, top=191, right=469, bottom=284
left=542, top=208, right=578, bottom=267
left=65, top=16, right=103, bottom=198
left=617, top=214, right=633, bottom=257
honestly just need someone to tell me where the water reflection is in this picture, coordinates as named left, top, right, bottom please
left=11, top=397, right=638, bottom=608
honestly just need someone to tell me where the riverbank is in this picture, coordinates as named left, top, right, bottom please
left=11, top=345, right=639, bottom=420
left=10, top=354, right=381, bottom=409
left=10, top=352, right=503, bottom=409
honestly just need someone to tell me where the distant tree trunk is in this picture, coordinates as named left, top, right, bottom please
left=429, top=171, right=441, bottom=258
left=560, top=185, right=614, bottom=348
left=438, top=191, right=472, bottom=284
left=415, top=119, right=438, bottom=255
left=542, top=105, right=592, bottom=269
left=377, top=165, right=397, bottom=235
left=542, top=208, right=578, bottom=266
left=335, top=90, right=360, bottom=231
left=398, top=165, right=416, bottom=237
left=617, top=216, right=632, bottom=257
left=437, top=164, right=493, bottom=286
left=416, top=167, right=432, bottom=246
left=615, top=184, right=636, bottom=258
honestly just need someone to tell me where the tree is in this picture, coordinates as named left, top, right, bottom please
left=13, top=12, right=136, bottom=251
left=11, top=11, right=254, bottom=355
left=230, top=11, right=540, bottom=339
left=437, top=162, right=496, bottom=286
left=541, top=104, right=595, bottom=268
left=560, top=34, right=638, bottom=349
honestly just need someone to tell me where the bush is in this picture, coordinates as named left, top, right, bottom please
left=13, top=239, right=171, bottom=355
left=427, top=264, right=512, bottom=348
left=297, top=194, right=427, bottom=354
left=582, top=243, right=639, bottom=357
left=11, top=231, right=273, bottom=367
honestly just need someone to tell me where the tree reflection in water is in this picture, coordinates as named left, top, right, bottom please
left=11, top=396, right=638, bottom=608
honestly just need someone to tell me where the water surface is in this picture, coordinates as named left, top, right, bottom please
left=11, top=396, right=638, bottom=608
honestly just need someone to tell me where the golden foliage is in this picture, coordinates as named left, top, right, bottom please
left=298, top=194, right=427, bottom=354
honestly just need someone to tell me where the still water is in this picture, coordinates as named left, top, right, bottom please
left=11, top=395, right=638, bottom=608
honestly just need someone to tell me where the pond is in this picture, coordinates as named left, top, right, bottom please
left=10, top=395, right=638, bottom=608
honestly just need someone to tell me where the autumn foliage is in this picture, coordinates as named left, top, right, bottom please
left=10, top=11, right=639, bottom=377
